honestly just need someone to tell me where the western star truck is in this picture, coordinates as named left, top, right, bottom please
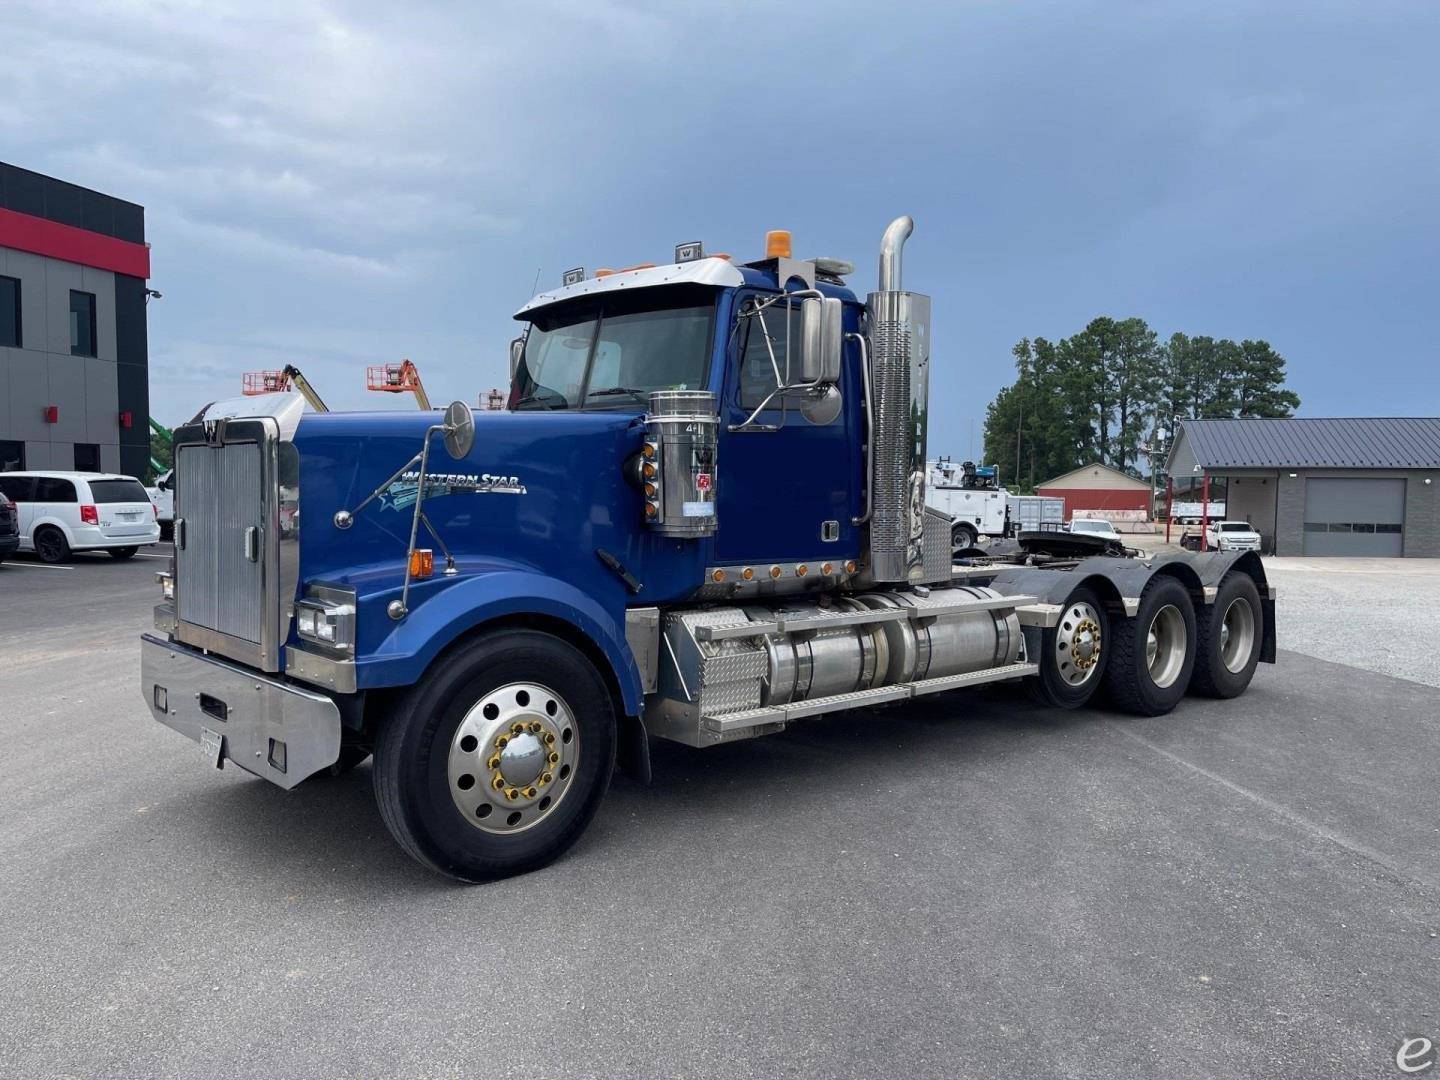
left=141, top=218, right=1275, bottom=881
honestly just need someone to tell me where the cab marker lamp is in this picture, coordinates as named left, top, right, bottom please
left=409, top=549, right=434, bottom=580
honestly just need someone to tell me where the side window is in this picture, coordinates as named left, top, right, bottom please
left=0, top=475, right=36, bottom=502
left=0, top=275, right=19, bottom=348
left=737, top=298, right=800, bottom=409
left=36, top=477, right=77, bottom=503
left=70, top=290, right=97, bottom=357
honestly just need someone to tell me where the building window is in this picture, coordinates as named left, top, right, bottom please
left=0, top=275, right=20, bottom=347
left=0, top=440, right=25, bottom=472
left=70, top=290, right=97, bottom=357
left=74, top=443, right=101, bottom=471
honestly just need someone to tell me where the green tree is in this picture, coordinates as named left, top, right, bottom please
left=1233, top=339, right=1300, bottom=417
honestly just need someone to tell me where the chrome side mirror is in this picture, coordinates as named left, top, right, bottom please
left=509, top=337, right=525, bottom=382
left=443, top=400, right=475, bottom=460
left=799, top=297, right=844, bottom=384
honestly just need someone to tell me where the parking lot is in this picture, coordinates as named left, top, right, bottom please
left=3, top=548, right=1438, bottom=1079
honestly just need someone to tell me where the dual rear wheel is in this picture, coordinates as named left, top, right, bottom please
left=1028, top=573, right=1263, bottom=716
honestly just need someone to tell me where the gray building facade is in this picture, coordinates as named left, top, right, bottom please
left=0, top=162, right=151, bottom=478
left=1168, top=418, right=1440, bottom=558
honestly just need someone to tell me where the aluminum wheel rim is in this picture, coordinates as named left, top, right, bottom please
left=1219, top=596, right=1256, bottom=674
left=447, top=682, right=579, bottom=835
left=1145, top=604, right=1187, bottom=689
left=1055, top=601, right=1103, bottom=686
left=37, top=532, right=63, bottom=561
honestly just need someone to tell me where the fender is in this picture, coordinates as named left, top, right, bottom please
left=353, top=566, right=645, bottom=715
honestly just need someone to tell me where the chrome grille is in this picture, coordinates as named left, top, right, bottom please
left=176, top=440, right=265, bottom=644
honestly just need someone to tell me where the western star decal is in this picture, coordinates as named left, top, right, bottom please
left=379, top=471, right=527, bottom=512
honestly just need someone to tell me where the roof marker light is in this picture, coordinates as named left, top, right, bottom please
left=765, top=230, right=792, bottom=259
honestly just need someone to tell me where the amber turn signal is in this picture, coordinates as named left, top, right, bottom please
left=409, top=549, right=434, bottom=579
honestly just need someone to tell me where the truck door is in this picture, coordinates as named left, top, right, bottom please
left=713, top=291, right=862, bottom=566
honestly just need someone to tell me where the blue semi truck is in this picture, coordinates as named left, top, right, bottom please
left=141, top=217, right=1275, bottom=881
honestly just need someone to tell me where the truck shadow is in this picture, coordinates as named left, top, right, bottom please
left=166, top=683, right=1184, bottom=892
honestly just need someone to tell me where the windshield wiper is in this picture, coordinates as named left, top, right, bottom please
left=585, top=386, right=649, bottom=404
left=514, top=392, right=567, bottom=410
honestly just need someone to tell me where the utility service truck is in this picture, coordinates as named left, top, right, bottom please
left=141, top=218, right=1275, bottom=881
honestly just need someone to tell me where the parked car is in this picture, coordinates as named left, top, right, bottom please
left=1068, top=517, right=1119, bottom=538
left=146, top=469, right=175, bottom=540
left=0, top=492, right=18, bottom=563
left=0, top=471, right=161, bottom=563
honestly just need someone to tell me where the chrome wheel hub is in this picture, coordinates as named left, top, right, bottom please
left=1055, top=601, right=1103, bottom=686
left=1219, top=596, right=1256, bottom=674
left=1146, top=604, right=1187, bottom=689
left=447, top=682, right=579, bottom=834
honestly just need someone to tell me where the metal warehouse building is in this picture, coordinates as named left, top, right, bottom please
left=1167, top=417, right=1440, bottom=557
left=0, top=162, right=151, bottom=478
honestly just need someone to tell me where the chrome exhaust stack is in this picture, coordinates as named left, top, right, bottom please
left=864, top=215, right=936, bottom=585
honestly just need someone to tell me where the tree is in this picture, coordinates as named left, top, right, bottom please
left=984, top=319, right=1300, bottom=485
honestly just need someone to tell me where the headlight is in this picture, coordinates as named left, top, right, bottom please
left=295, top=594, right=355, bottom=650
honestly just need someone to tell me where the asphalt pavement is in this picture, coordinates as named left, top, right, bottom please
left=2, top=547, right=1437, bottom=1079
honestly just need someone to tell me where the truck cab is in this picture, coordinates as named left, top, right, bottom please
left=141, top=218, right=1275, bottom=882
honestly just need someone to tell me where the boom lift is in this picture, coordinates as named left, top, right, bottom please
left=241, top=364, right=329, bottom=412
left=367, top=359, right=432, bottom=410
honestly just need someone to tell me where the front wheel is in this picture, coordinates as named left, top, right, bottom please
left=1102, top=577, right=1197, bottom=716
left=373, top=629, right=616, bottom=882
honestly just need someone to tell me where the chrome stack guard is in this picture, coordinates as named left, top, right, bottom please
left=140, top=634, right=341, bottom=789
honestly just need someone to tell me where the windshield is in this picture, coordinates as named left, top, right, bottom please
left=1071, top=519, right=1114, bottom=534
left=513, top=288, right=715, bottom=411
left=1219, top=522, right=1253, bottom=532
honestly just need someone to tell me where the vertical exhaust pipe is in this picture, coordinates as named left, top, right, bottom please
left=877, top=215, right=914, bottom=293
left=865, top=216, right=933, bottom=584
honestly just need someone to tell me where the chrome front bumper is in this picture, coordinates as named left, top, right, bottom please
left=140, top=633, right=342, bottom=789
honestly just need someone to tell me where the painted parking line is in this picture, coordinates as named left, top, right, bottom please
left=134, top=553, right=172, bottom=559
left=4, top=561, right=74, bottom=570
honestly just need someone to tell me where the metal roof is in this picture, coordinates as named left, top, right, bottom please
left=1169, top=417, right=1440, bottom=471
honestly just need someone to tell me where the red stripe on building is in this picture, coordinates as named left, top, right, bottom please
left=0, top=206, right=150, bottom=278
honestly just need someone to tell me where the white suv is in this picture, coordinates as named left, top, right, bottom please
left=0, top=471, right=162, bottom=563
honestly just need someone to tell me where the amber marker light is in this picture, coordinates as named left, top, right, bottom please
left=844, top=560, right=858, bottom=574
left=742, top=567, right=755, bottom=581
left=409, top=549, right=435, bottom=579
left=821, top=562, right=834, bottom=576
left=765, top=230, right=792, bottom=259
left=711, top=569, right=726, bottom=583
left=795, top=564, right=808, bottom=577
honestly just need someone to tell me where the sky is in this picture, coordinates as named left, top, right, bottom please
left=2, top=0, right=1436, bottom=455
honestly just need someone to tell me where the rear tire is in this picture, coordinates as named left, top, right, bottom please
left=1025, top=585, right=1109, bottom=709
left=951, top=522, right=978, bottom=552
left=1190, top=573, right=1263, bottom=698
left=109, top=547, right=139, bottom=560
left=34, top=527, right=70, bottom=564
left=373, top=629, right=616, bottom=882
left=1102, top=577, right=1197, bottom=716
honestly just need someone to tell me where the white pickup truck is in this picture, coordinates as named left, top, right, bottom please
left=1181, top=520, right=1263, bottom=553
left=145, top=469, right=174, bottom=540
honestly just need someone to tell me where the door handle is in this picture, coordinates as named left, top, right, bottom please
left=175, top=518, right=186, bottom=549
left=244, top=526, right=259, bottom=562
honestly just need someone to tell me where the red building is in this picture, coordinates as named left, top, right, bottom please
left=1035, top=462, right=1151, bottom=521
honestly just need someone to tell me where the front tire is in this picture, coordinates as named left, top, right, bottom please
left=373, top=629, right=616, bottom=882
left=1025, top=586, right=1109, bottom=709
left=34, top=527, right=70, bottom=564
left=1190, top=573, right=1263, bottom=698
left=1102, top=577, right=1197, bottom=716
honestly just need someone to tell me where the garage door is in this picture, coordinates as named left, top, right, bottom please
left=1302, top=477, right=1405, bottom=556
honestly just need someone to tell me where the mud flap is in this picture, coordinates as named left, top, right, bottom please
left=615, top=712, right=652, bottom=785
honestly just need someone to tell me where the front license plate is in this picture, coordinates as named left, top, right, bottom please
left=199, top=727, right=224, bottom=769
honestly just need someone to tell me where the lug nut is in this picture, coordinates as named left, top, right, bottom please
left=495, top=735, right=508, bottom=749
left=529, top=722, right=543, bottom=734
left=548, top=752, right=560, bottom=765
left=506, top=787, right=520, bottom=801
left=492, top=776, right=505, bottom=791
left=541, top=772, right=553, bottom=785
left=525, top=786, right=537, bottom=798
left=487, top=754, right=501, bottom=770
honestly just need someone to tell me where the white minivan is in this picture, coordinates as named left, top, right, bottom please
left=0, top=471, right=162, bottom=563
